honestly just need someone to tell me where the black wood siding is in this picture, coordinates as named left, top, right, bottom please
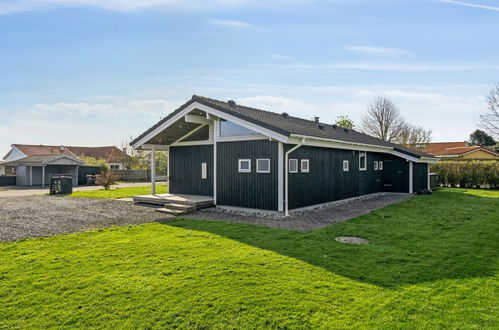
left=382, top=156, right=409, bottom=192
left=169, top=145, right=213, bottom=196
left=286, top=146, right=386, bottom=209
left=217, top=140, right=278, bottom=210
left=413, top=163, right=428, bottom=192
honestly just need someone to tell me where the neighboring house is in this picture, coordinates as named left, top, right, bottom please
left=419, top=142, right=499, bottom=160
left=3, top=144, right=126, bottom=169
left=4, top=154, right=83, bottom=186
left=131, top=95, right=437, bottom=215
left=2, top=144, right=126, bottom=186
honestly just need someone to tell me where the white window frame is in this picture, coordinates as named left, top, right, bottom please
left=238, top=159, right=251, bottom=173
left=289, top=159, right=298, bottom=173
left=201, top=162, right=207, bottom=179
left=359, top=151, right=367, bottom=171
left=301, top=159, right=310, bottom=173
left=256, top=158, right=271, bottom=173
left=343, top=160, right=349, bottom=172
left=374, top=161, right=378, bottom=171
left=379, top=161, right=383, bottom=170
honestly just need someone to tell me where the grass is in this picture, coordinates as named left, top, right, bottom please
left=68, top=184, right=168, bottom=198
left=0, top=188, right=497, bottom=328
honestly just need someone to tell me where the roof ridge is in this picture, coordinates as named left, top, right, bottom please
left=192, top=94, right=365, bottom=133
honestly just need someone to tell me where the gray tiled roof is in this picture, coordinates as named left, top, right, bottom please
left=132, top=95, right=434, bottom=159
left=5, top=154, right=84, bottom=165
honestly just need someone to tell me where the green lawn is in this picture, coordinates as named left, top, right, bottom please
left=68, top=184, right=168, bottom=198
left=0, top=188, right=497, bottom=328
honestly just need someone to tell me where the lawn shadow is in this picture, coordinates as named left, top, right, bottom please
left=164, top=190, right=499, bottom=288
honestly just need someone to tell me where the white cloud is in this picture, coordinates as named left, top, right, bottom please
left=269, top=54, right=295, bottom=60
left=32, top=99, right=182, bottom=117
left=274, top=62, right=499, bottom=71
left=343, top=45, right=409, bottom=56
left=0, top=0, right=180, bottom=15
left=438, top=0, right=499, bottom=12
left=210, top=19, right=258, bottom=28
left=0, top=0, right=314, bottom=15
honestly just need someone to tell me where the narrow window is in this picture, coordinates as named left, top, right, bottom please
left=238, top=159, right=251, bottom=173
left=256, top=159, right=270, bottom=173
left=289, top=159, right=298, bottom=173
left=201, top=162, right=207, bottom=179
left=301, top=159, right=310, bottom=173
left=359, top=151, right=367, bottom=171
left=379, top=161, right=383, bottom=170
left=374, top=161, right=378, bottom=171
left=343, top=160, right=349, bottom=172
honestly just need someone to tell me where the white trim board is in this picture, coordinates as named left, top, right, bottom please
left=132, top=102, right=289, bottom=149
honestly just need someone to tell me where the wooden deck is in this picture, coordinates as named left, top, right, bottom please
left=132, top=193, right=215, bottom=208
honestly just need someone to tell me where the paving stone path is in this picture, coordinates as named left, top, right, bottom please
left=185, top=193, right=412, bottom=232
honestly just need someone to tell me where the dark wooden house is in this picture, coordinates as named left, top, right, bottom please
left=131, top=95, right=436, bottom=215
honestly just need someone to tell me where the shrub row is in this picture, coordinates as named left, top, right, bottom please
left=431, top=161, right=499, bottom=188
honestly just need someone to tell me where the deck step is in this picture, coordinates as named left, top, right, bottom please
left=155, top=207, right=189, bottom=215
left=132, top=194, right=214, bottom=208
left=166, top=203, right=196, bottom=212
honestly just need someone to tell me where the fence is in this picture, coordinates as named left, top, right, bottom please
left=0, top=176, right=16, bottom=186
left=78, top=166, right=102, bottom=185
left=110, top=169, right=150, bottom=182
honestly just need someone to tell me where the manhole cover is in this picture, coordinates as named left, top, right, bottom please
left=335, top=236, right=369, bottom=245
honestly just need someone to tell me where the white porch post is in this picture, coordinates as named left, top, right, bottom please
left=213, top=118, right=218, bottom=203
left=277, top=142, right=284, bottom=212
left=427, top=164, right=431, bottom=190
left=409, top=161, right=414, bottom=193
left=42, top=166, right=45, bottom=187
left=151, top=146, right=156, bottom=195
left=29, top=166, right=33, bottom=186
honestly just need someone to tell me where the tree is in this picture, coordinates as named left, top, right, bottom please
left=120, top=138, right=147, bottom=170
left=361, top=97, right=406, bottom=142
left=468, top=129, right=496, bottom=146
left=395, top=123, right=433, bottom=149
left=334, top=115, right=355, bottom=129
left=480, top=83, right=499, bottom=138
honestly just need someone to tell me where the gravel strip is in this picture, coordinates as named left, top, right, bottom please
left=0, top=196, right=171, bottom=242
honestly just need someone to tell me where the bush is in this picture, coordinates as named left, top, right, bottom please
left=431, top=161, right=499, bottom=188
left=94, top=171, right=119, bottom=190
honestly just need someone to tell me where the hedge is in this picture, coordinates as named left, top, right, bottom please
left=431, top=161, right=499, bottom=188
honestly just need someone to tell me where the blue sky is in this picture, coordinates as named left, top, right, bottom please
left=1, top=0, right=498, bottom=155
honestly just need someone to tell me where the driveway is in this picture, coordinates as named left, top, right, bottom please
left=0, top=196, right=169, bottom=242
left=0, top=182, right=154, bottom=198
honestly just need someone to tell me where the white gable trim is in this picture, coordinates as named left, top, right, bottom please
left=459, top=147, right=499, bottom=157
left=132, top=102, right=289, bottom=150
left=3, top=146, right=27, bottom=161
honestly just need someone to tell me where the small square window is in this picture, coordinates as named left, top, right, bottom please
left=379, top=161, right=383, bottom=170
left=374, top=161, right=378, bottom=171
left=359, top=151, right=367, bottom=171
left=238, top=159, right=251, bottom=173
left=301, top=159, right=309, bottom=173
left=343, top=160, right=349, bottom=172
left=289, top=159, right=298, bottom=173
left=256, top=159, right=270, bottom=173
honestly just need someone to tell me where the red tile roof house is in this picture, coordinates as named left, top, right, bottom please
left=417, top=142, right=499, bottom=160
left=2, top=144, right=126, bottom=186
